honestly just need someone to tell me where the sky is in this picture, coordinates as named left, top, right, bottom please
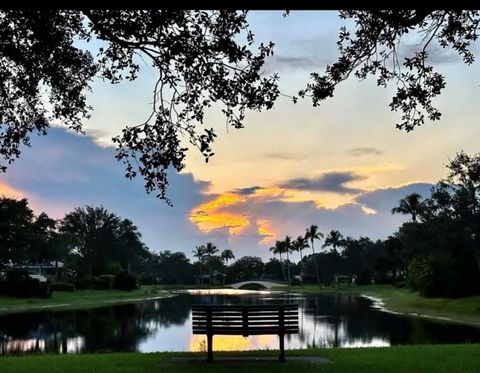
left=1, top=11, right=479, bottom=261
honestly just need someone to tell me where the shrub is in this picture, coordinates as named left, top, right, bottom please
left=50, top=282, right=76, bottom=292
left=92, top=275, right=115, bottom=290
left=356, top=271, right=374, bottom=285
left=139, top=274, right=159, bottom=285
left=0, top=269, right=51, bottom=298
left=74, top=273, right=92, bottom=289
left=103, top=261, right=124, bottom=275
left=407, top=257, right=435, bottom=296
left=113, top=272, right=138, bottom=291
left=407, top=254, right=480, bottom=298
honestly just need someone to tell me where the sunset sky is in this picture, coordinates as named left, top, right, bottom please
left=1, top=11, right=479, bottom=260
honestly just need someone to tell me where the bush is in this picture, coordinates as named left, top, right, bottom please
left=92, top=275, right=115, bottom=290
left=407, top=254, right=480, bottom=298
left=74, top=273, right=92, bottom=289
left=407, top=257, right=435, bottom=296
left=103, top=261, right=124, bottom=275
left=139, top=274, right=159, bottom=285
left=113, top=272, right=138, bottom=291
left=50, top=282, right=76, bottom=292
left=0, top=269, right=51, bottom=298
left=356, top=270, right=374, bottom=285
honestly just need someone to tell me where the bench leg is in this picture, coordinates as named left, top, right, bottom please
left=279, top=333, right=285, bottom=362
left=207, top=334, right=213, bottom=363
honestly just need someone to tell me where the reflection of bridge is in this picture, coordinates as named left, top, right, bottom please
left=229, top=280, right=289, bottom=289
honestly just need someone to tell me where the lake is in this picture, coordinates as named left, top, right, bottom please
left=1, top=289, right=480, bottom=355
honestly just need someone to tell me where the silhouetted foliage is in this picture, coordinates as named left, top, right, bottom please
left=264, top=258, right=284, bottom=281
left=0, top=269, right=51, bottom=298
left=299, top=10, right=480, bottom=131
left=0, top=198, right=35, bottom=267
left=392, top=193, right=424, bottom=222
left=113, top=272, right=138, bottom=291
left=227, top=256, right=264, bottom=282
left=146, top=250, right=195, bottom=284
left=59, top=205, right=151, bottom=277
left=0, top=10, right=279, bottom=203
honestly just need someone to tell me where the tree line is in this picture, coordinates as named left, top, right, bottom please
left=1, top=151, right=479, bottom=298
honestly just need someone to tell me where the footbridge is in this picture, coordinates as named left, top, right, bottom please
left=229, top=279, right=289, bottom=289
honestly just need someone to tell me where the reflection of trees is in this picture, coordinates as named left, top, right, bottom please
left=297, top=293, right=480, bottom=348
left=0, top=294, right=191, bottom=355
left=2, top=293, right=480, bottom=355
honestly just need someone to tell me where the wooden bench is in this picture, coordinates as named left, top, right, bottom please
left=191, top=304, right=299, bottom=362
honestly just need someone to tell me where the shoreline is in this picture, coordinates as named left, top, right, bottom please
left=0, top=286, right=174, bottom=315
left=359, top=294, right=480, bottom=328
left=283, top=284, right=480, bottom=328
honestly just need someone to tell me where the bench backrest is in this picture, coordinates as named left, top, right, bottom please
left=192, top=304, right=299, bottom=336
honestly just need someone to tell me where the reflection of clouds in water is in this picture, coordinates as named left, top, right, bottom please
left=341, top=337, right=389, bottom=348
left=189, top=335, right=276, bottom=352
left=4, top=293, right=479, bottom=355
left=183, top=302, right=389, bottom=352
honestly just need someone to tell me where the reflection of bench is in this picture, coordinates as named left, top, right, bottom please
left=192, top=304, right=299, bottom=362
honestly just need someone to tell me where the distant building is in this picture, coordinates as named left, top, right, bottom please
left=7, top=261, right=64, bottom=282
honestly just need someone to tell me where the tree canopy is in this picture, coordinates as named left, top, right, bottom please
left=1, top=10, right=478, bottom=202
left=300, top=10, right=480, bottom=131
left=0, top=10, right=278, bottom=203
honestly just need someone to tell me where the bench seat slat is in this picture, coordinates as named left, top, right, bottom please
left=192, top=311, right=298, bottom=317
left=192, top=319, right=298, bottom=324
left=193, top=328, right=299, bottom=335
left=192, top=306, right=297, bottom=311
left=192, top=315, right=298, bottom=320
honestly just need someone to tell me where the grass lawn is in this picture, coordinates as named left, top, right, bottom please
left=0, top=344, right=479, bottom=372
left=0, top=286, right=171, bottom=315
left=281, top=284, right=480, bottom=326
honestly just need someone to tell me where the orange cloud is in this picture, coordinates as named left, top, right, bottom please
left=188, top=167, right=393, bottom=244
left=189, top=193, right=249, bottom=235
left=189, top=334, right=275, bottom=352
left=0, top=182, right=23, bottom=199
left=257, top=218, right=275, bottom=245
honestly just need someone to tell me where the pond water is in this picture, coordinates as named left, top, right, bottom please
left=1, top=290, right=480, bottom=355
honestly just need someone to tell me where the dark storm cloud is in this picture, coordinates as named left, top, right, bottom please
left=280, top=171, right=366, bottom=194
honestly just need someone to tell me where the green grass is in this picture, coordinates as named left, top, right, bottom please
left=0, top=286, right=171, bottom=315
left=280, top=284, right=480, bottom=326
left=0, top=345, right=479, bottom=372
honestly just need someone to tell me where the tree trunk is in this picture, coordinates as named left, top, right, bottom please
left=299, top=249, right=304, bottom=284
left=279, top=254, right=286, bottom=282
left=311, top=240, right=321, bottom=285
left=286, top=250, right=291, bottom=284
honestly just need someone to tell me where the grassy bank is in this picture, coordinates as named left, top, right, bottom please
left=0, top=286, right=171, bottom=315
left=0, top=344, right=479, bottom=372
left=282, top=284, right=480, bottom=326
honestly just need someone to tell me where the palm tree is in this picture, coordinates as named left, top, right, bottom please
left=305, top=225, right=324, bottom=285
left=391, top=193, right=424, bottom=222
left=204, top=242, right=218, bottom=284
left=323, top=230, right=345, bottom=253
left=220, top=249, right=235, bottom=266
left=269, top=241, right=286, bottom=282
left=192, top=245, right=206, bottom=280
left=293, top=235, right=309, bottom=283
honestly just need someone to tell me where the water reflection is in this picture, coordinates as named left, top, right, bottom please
left=1, top=292, right=480, bottom=355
